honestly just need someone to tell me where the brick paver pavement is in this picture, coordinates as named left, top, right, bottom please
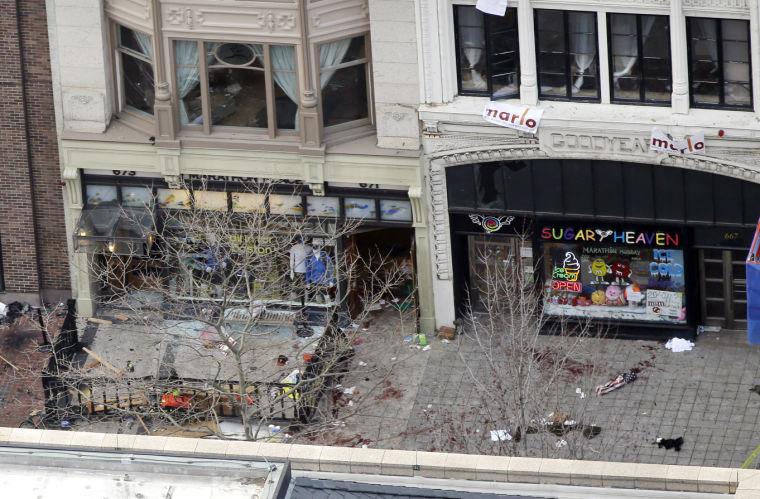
left=321, top=319, right=760, bottom=469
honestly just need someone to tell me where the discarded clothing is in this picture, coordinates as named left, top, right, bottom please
left=657, top=436, right=684, bottom=452
left=665, top=337, right=694, bottom=352
left=596, top=371, right=637, bottom=396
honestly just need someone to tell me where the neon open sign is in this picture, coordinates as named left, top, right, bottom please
left=552, top=280, right=582, bottom=293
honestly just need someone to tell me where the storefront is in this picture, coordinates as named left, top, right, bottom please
left=446, top=159, right=760, bottom=335
left=73, top=171, right=416, bottom=316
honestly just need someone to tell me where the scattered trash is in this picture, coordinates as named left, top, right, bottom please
left=417, top=334, right=428, bottom=347
left=426, top=404, right=432, bottom=409
left=0, top=302, right=6, bottom=318
left=665, top=338, right=694, bottom=352
left=88, top=317, right=112, bottom=325
left=126, top=361, right=135, bottom=373
left=60, top=419, right=71, bottom=429
left=656, top=437, right=684, bottom=452
left=362, top=444, right=368, bottom=448
left=490, top=429, right=512, bottom=442
left=750, top=385, right=760, bottom=396
left=403, top=335, right=414, bottom=344
left=555, top=439, right=567, bottom=448
left=596, top=371, right=637, bottom=396
left=358, top=361, right=368, bottom=367
left=422, top=345, right=431, bottom=351
left=390, top=357, right=397, bottom=361
left=582, top=425, right=602, bottom=439
left=438, top=326, right=456, bottom=340
left=276, top=355, right=288, bottom=367
left=575, top=387, right=586, bottom=399
left=348, top=400, right=354, bottom=406
left=441, top=339, right=450, bottom=344
left=696, top=325, right=721, bottom=336
left=114, top=313, right=129, bottom=322
left=343, top=386, right=357, bottom=395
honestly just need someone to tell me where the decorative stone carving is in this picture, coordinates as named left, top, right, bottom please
left=167, top=8, right=204, bottom=29
left=683, top=0, right=747, bottom=7
left=256, top=11, right=296, bottom=32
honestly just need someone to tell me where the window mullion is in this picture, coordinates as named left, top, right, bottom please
left=264, top=44, right=276, bottom=138
left=717, top=19, right=725, bottom=106
left=565, top=12, right=571, bottom=99
left=484, top=12, right=494, bottom=97
left=199, top=41, right=212, bottom=134
left=638, top=15, right=646, bottom=102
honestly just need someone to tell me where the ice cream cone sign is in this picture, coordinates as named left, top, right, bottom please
left=563, top=252, right=580, bottom=281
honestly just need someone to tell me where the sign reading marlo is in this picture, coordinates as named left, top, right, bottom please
left=483, top=101, right=544, bottom=134
left=650, top=128, right=705, bottom=156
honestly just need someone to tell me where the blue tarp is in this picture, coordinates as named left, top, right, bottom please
left=747, top=220, right=760, bottom=345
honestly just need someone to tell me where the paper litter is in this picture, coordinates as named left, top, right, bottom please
left=665, top=337, right=694, bottom=352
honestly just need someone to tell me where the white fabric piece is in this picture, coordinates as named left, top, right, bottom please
left=319, top=38, right=352, bottom=89
left=289, top=243, right=312, bottom=275
left=570, top=13, right=597, bottom=93
left=490, top=429, right=512, bottom=441
left=612, top=16, right=656, bottom=84
left=253, top=45, right=300, bottom=130
left=665, top=337, right=694, bottom=352
left=476, top=0, right=508, bottom=16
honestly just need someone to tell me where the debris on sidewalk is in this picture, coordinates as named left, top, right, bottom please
left=88, top=317, right=113, bottom=325
left=665, top=337, right=694, bottom=352
left=656, top=436, right=684, bottom=451
left=595, top=371, right=637, bottom=396
left=575, top=387, right=586, bottom=399
left=555, top=439, right=567, bottom=448
left=750, top=385, right=760, bottom=396
left=490, top=429, right=512, bottom=442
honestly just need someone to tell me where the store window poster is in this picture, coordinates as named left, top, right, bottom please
left=344, top=198, right=376, bottom=219
left=307, top=196, right=340, bottom=217
left=269, top=194, right=304, bottom=216
left=543, top=242, right=687, bottom=323
left=380, top=200, right=412, bottom=222
left=157, top=188, right=191, bottom=210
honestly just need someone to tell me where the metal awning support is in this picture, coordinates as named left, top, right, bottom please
left=74, top=206, right=156, bottom=256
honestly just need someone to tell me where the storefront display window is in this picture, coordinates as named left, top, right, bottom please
left=157, top=188, right=191, bottom=210
left=344, top=197, right=376, bottom=219
left=380, top=200, right=412, bottom=222
left=269, top=194, right=304, bottom=216
left=231, top=192, right=265, bottom=213
left=86, top=185, right=118, bottom=206
left=121, top=186, right=153, bottom=207
left=194, top=191, right=228, bottom=211
left=307, top=196, right=339, bottom=217
left=541, top=224, right=686, bottom=324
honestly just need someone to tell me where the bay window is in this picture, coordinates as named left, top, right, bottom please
left=319, top=35, right=370, bottom=128
left=687, top=17, right=752, bottom=109
left=116, top=25, right=154, bottom=115
left=454, top=6, right=520, bottom=99
left=174, top=40, right=299, bottom=134
left=536, top=10, right=599, bottom=101
left=608, top=14, right=671, bottom=104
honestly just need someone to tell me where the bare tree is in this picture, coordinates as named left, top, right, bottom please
left=421, top=234, right=637, bottom=459
left=23, top=180, right=416, bottom=440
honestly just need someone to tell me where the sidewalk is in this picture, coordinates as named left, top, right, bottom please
left=323, top=325, right=760, bottom=469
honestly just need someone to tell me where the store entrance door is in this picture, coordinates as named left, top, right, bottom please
left=467, top=236, right=522, bottom=309
left=699, top=248, right=748, bottom=329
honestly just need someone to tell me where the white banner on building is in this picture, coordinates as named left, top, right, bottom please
left=483, top=101, right=544, bottom=134
left=649, top=128, right=706, bottom=156
left=476, top=0, right=508, bottom=16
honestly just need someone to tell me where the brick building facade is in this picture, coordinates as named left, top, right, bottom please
left=0, top=0, right=70, bottom=304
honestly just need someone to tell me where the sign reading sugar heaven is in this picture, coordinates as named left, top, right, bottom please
left=476, top=0, right=508, bottom=15
left=483, top=101, right=544, bottom=134
left=650, top=128, right=705, bottom=156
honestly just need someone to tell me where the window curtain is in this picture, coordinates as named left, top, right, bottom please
left=458, top=9, right=487, bottom=89
left=133, top=31, right=153, bottom=60
left=175, top=40, right=200, bottom=125
left=612, top=16, right=656, bottom=85
left=252, top=45, right=300, bottom=129
left=570, top=13, right=596, bottom=93
left=319, top=38, right=352, bottom=88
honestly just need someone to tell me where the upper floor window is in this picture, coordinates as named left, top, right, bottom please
left=174, top=40, right=298, bottom=134
left=454, top=6, right=520, bottom=99
left=687, top=17, right=752, bottom=109
left=319, top=35, right=371, bottom=128
left=608, top=14, right=671, bottom=104
left=536, top=10, right=599, bottom=101
left=116, top=25, right=154, bottom=116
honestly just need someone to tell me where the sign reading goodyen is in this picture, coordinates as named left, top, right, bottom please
left=483, top=101, right=544, bottom=134
left=650, top=128, right=705, bottom=156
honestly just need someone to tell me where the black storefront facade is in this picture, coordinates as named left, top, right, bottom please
left=446, top=159, right=760, bottom=336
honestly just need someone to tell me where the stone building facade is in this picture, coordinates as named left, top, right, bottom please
left=0, top=0, right=70, bottom=304
left=417, top=0, right=760, bottom=335
left=45, top=0, right=434, bottom=329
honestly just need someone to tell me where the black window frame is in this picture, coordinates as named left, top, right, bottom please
left=607, top=13, right=672, bottom=105
left=453, top=5, right=520, bottom=100
left=686, top=17, right=753, bottom=111
left=535, top=9, right=601, bottom=102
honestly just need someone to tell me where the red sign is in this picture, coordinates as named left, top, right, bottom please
left=552, top=280, right=582, bottom=293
